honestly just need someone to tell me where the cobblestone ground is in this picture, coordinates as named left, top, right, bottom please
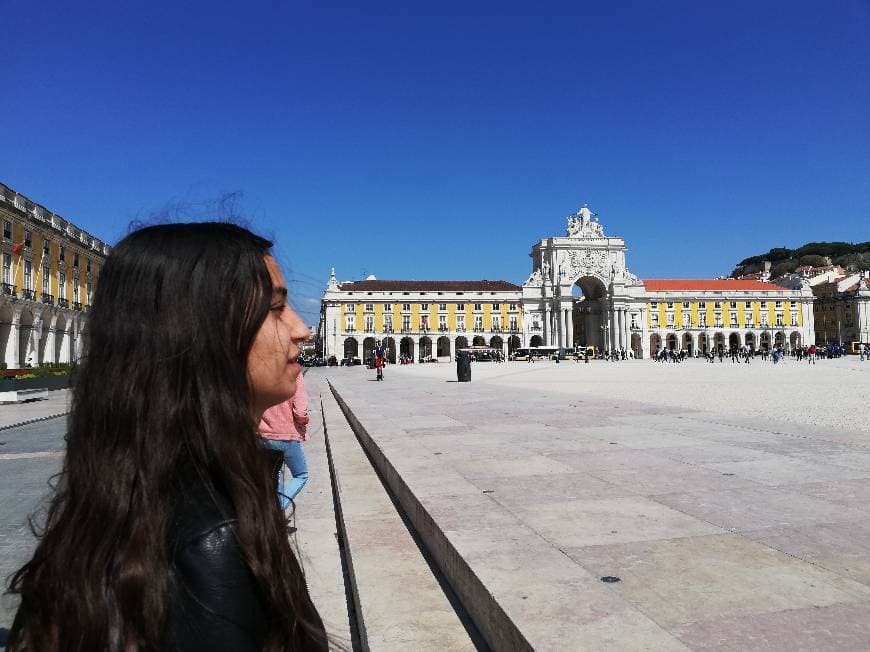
left=0, top=417, right=66, bottom=628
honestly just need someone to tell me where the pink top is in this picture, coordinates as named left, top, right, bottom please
left=258, top=374, right=309, bottom=442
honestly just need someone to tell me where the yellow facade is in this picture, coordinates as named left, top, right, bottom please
left=645, top=299, right=801, bottom=330
left=340, top=299, right=523, bottom=335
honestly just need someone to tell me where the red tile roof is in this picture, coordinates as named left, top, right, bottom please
left=643, top=279, right=781, bottom=292
left=338, top=279, right=522, bottom=292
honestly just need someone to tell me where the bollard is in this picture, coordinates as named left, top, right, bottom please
left=456, top=351, right=472, bottom=382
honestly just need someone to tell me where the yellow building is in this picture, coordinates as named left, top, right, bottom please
left=321, top=273, right=523, bottom=362
left=0, top=182, right=109, bottom=368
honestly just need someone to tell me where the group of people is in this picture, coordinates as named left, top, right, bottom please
left=4, top=223, right=332, bottom=650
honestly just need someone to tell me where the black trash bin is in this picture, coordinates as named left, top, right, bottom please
left=456, top=351, right=472, bottom=382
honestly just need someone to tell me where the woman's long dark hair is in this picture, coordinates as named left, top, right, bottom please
left=7, top=222, right=324, bottom=650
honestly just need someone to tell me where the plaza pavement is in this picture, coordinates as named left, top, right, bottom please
left=4, top=362, right=870, bottom=649
left=322, top=357, right=870, bottom=650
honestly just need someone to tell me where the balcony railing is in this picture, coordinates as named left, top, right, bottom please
left=22, top=288, right=36, bottom=301
left=1, top=282, right=15, bottom=296
left=41, top=293, right=54, bottom=305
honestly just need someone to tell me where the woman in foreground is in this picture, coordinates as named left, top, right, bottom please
left=7, top=223, right=329, bottom=651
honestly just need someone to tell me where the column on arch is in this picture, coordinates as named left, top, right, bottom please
left=617, top=309, right=625, bottom=350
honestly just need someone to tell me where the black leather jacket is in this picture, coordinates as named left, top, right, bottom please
left=165, top=482, right=327, bottom=651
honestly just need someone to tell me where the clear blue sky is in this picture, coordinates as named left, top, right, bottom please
left=4, top=0, right=869, bottom=323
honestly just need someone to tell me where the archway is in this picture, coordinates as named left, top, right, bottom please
left=362, top=337, right=377, bottom=363
left=666, top=333, right=678, bottom=351
left=400, top=337, right=415, bottom=361
left=745, top=332, right=756, bottom=352
left=343, top=337, right=359, bottom=359
left=572, top=276, right=608, bottom=351
left=382, top=336, right=397, bottom=363
left=649, top=333, right=661, bottom=357
left=790, top=331, right=801, bottom=350
left=489, top=335, right=503, bottom=353
left=713, top=332, right=725, bottom=352
left=54, top=314, right=68, bottom=363
left=774, top=331, right=785, bottom=349
left=698, top=332, right=708, bottom=354
left=455, top=335, right=468, bottom=351
left=437, top=336, right=451, bottom=359
left=631, top=332, right=642, bottom=359
left=529, top=335, right=543, bottom=347
left=682, top=332, right=693, bottom=354
left=419, top=336, right=433, bottom=361
left=38, top=315, right=51, bottom=364
left=729, top=332, right=741, bottom=350
left=18, top=308, right=34, bottom=367
left=508, top=335, right=521, bottom=355
left=472, top=335, right=486, bottom=346
left=760, top=332, right=771, bottom=351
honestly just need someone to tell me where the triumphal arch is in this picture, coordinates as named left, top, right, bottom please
left=521, top=205, right=647, bottom=353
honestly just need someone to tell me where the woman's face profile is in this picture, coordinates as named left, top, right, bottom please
left=247, top=255, right=309, bottom=416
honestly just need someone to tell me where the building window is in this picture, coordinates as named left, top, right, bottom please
left=474, top=316, right=483, bottom=331
left=650, top=302, right=658, bottom=309
left=745, top=301, right=752, bottom=308
left=667, top=313, right=675, bottom=326
left=345, top=316, right=355, bottom=332
left=493, top=303, right=500, bottom=310
left=730, top=312, right=737, bottom=324
left=23, top=260, right=33, bottom=291
left=760, top=313, right=768, bottom=326
left=509, top=303, right=517, bottom=310
left=456, top=303, right=464, bottom=310
left=384, top=315, right=393, bottom=332
left=364, top=316, right=374, bottom=332
left=509, top=316, right=518, bottom=330
left=402, top=315, right=411, bottom=332
left=2, top=253, right=11, bottom=284
left=714, top=315, right=723, bottom=328
left=421, top=303, right=428, bottom=311
left=631, top=313, right=638, bottom=329
left=86, top=281, right=92, bottom=304
left=73, top=276, right=80, bottom=303
left=43, top=239, right=51, bottom=256
left=457, top=315, right=465, bottom=331
left=775, top=313, right=784, bottom=326
left=699, top=313, right=707, bottom=327
left=775, top=301, right=783, bottom=309
left=439, top=303, right=447, bottom=311
left=365, top=303, right=373, bottom=312
left=59, top=246, right=65, bottom=262
left=474, top=303, right=482, bottom=311
left=491, top=316, right=501, bottom=331
left=2, top=221, right=11, bottom=240
left=439, top=315, right=447, bottom=331
left=682, top=311, right=690, bottom=325
left=24, top=230, right=32, bottom=248
left=344, top=303, right=353, bottom=312
left=651, top=313, right=659, bottom=326
left=42, top=266, right=50, bottom=294
left=73, top=253, right=80, bottom=268
left=420, top=315, right=429, bottom=331
left=402, top=303, right=411, bottom=311
left=384, top=303, right=392, bottom=312
left=714, top=301, right=722, bottom=309
left=666, top=302, right=673, bottom=309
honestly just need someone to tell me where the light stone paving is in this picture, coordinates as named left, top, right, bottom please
left=323, top=357, right=870, bottom=650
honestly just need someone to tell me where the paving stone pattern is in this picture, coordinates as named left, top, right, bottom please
left=325, top=360, right=870, bottom=650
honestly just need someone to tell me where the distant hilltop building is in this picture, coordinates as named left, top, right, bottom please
left=0, top=182, right=110, bottom=368
left=768, top=264, right=870, bottom=346
left=319, top=204, right=816, bottom=361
